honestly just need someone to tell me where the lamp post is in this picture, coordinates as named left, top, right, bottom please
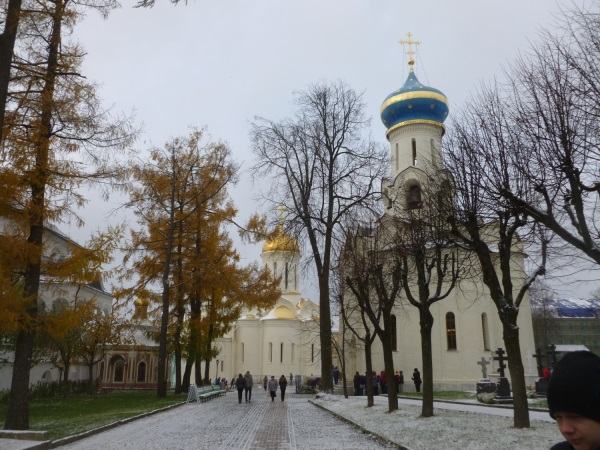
left=215, top=359, right=219, bottom=384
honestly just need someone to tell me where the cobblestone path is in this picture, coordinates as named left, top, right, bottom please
left=59, top=391, right=395, bottom=450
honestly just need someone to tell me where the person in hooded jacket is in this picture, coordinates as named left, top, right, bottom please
left=235, top=373, right=245, bottom=404
left=279, top=374, right=288, bottom=401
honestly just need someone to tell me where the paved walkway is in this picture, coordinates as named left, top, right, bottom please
left=58, top=391, right=396, bottom=450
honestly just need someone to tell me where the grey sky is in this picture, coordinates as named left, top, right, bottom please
left=69, top=0, right=596, bottom=299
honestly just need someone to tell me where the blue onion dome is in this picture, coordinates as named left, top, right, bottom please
left=380, top=70, right=449, bottom=135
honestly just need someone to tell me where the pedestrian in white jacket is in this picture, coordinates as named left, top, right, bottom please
left=268, top=376, right=278, bottom=401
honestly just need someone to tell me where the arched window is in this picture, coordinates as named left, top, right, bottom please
left=114, top=360, right=125, bottom=382
left=481, top=313, right=490, bottom=350
left=395, top=143, right=399, bottom=171
left=269, top=342, right=273, bottom=363
left=430, top=138, right=436, bottom=166
left=99, top=361, right=105, bottom=380
left=446, top=312, right=457, bottom=350
left=407, top=184, right=422, bottom=210
left=412, top=138, right=417, bottom=165
left=280, top=342, right=284, bottom=363
left=241, top=343, right=245, bottom=363
left=273, top=262, right=277, bottom=277
left=390, top=314, right=397, bottom=351
left=137, top=361, right=146, bottom=382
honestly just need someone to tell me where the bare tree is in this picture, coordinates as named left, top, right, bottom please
left=445, top=92, right=547, bottom=428
left=491, top=3, right=600, bottom=266
left=251, top=81, right=387, bottom=392
left=388, top=177, right=461, bottom=418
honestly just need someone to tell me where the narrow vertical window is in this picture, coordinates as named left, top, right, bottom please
left=280, top=342, right=284, bottom=363
left=311, top=344, right=314, bottom=363
left=269, top=342, right=273, bottom=362
left=430, top=138, right=435, bottom=166
left=274, top=262, right=277, bottom=277
left=285, top=263, right=289, bottom=290
left=99, top=361, right=105, bottom=380
left=395, top=143, right=399, bottom=171
left=294, top=265, right=297, bottom=291
left=481, top=313, right=490, bottom=350
left=390, top=314, right=397, bottom=351
left=291, top=343, right=295, bottom=363
left=446, top=312, right=457, bottom=350
left=241, top=343, right=245, bottom=363
left=412, top=138, right=417, bottom=165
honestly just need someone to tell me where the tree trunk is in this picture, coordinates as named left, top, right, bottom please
left=364, top=339, right=374, bottom=407
left=318, top=275, right=333, bottom=393
left=0, top=0, right=22, bottom=142
left=5, top=0, right=63, bottom=428
left=503, top=319, right=530, bottom=428
left=419, top=307, right=435, bottom=417
left=381, top=336, right=398, bottom=411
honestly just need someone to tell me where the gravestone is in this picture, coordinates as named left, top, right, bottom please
left=493, top=348, right=512, bottom=403
left=476, top=356, right=496, bottom=394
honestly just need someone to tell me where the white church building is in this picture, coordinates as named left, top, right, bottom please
left=209, top=222, right=324, bottom=384
left=343, top=45, right=538, bottom=391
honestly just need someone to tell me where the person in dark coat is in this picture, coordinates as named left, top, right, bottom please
left=547, top=351, right=600, bottom=450
left=372, top=371, right=379, bottom=396
left=235, top=373, right=245, bottom=404
left=243, top=371, right=253, bottom=403
left=268, top=375, right=278, bottom=401
left=398, top=371, right=405, bottom=393
left=279, top=374, right=288, bottom=401
left=412, top=368, right=421, bottom=393
left=333, top=366, right=340, bottom=385
left=263, top=375, right=268, bottom=391
left=353, top=371, right=361, bottom=396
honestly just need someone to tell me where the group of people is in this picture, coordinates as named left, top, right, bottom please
left=232, top=370, right=290, bottom=404
left=262, top=374, right=288, bottom=401
left=352, top=368, right=421, bottom=396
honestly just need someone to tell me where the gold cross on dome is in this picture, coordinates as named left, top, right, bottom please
left=399, top=32, right=421, bottom=72
left=276, top=204, right=286, bottom=223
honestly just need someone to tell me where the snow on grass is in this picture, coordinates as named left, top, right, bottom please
left=311, top=394, right=564, bottom=450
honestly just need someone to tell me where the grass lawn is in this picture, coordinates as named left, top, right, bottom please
left=0, top=390, right=186, bottom=441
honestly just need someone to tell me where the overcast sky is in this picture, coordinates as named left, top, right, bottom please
left=69, top=0, right=596, bottom=299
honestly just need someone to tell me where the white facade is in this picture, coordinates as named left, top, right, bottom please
left=345, top=63, right=537, bottom=391
left=0, top=223, right=114, bottom=390
left=206, top=228, right=324, bottom=385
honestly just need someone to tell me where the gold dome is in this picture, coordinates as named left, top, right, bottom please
left=274, top=305, right=296, bottom=319
left=261, top=225, right=300, bottom=253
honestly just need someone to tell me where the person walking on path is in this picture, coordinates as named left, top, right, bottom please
left=235, top=373, right=245, bottom=404
left=398, top=371, right=404, bottom=393
left=263, top=375, right=268, bottom=391
left=547, top=350, right=600, bottom=450
left=268, top=375, right=278, bottom=401
left=244, top=371, right=253, bottom=403
left=353, top=371, right=361, bottom=396
left=412, top=368, right=421, bottom=393
left=279, top=374, right=288, bottom=401
left=333, top=366, right=339, bottom=385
